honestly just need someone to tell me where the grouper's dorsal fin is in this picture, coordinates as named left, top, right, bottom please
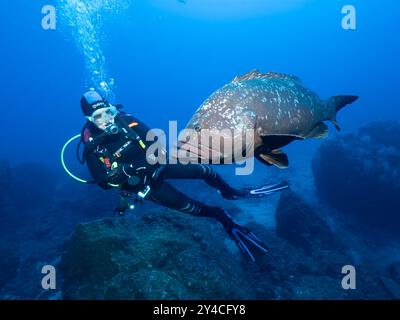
left=232, top=70, right=263, bottom=82
left=232, top=70, right=302, bottom=83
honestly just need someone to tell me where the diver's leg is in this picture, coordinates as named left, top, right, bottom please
left=149, top=181, right=241, bottom=225
left=149, top=180, right=221, bottom=216
left=159, top=164, right=244, bottom=200
left=149, top=181, right=269, bottom=262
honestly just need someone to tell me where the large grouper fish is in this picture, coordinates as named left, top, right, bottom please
left=176, top=70, right=359, bottom=168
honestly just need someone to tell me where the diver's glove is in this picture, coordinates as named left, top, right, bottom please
left=107, top=163, right=141, bottom=185
left=107, top=164, right=129, bottom=185
left=114, top=191, right=134, bottom=216
left=219, top=188, right=249, bottom=200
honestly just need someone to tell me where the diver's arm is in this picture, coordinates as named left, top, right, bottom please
left=85, top=151, right=112, bottom=189
left=85, top=148, right=135, bottom=189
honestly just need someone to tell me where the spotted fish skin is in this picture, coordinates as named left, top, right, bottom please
left=182, top=70, right=359, bottom=167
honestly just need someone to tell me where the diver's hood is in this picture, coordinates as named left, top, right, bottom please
left=81, top=90, right=110, bottom=116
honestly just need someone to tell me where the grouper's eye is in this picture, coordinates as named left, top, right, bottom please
left=194, top=124, right=201, bottom=132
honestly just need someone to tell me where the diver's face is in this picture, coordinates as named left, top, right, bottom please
left=91, top=107, right=117, bottom=130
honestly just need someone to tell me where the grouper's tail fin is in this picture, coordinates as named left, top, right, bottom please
left=327, top=95, right=359, bottom=131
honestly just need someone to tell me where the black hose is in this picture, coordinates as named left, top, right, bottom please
left=76, top=139, right=85, bottom=164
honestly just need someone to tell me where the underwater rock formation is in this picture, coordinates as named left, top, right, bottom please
left=60, top=209, right=255, bottom=300
left=60, top=204, right=389, bottom=299
left=379, top=263, right=400, bottom=300
left=312, top=121, right=400, bottom=233
left=275, top=190, right=341, bottom=255
left=386, top=261, right=400, bottom=285
left=0, top=247, right=20, bottom=290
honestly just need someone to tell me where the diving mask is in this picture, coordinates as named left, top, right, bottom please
left=88, top=106, right=118, bottom=130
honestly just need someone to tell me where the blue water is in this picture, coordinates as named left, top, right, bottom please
left=1, top=0, right=400, bottom=299
left=1, top=0, right=399, bottom=165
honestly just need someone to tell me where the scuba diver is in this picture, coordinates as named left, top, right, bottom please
left=79, top=90, right=289, bottom=262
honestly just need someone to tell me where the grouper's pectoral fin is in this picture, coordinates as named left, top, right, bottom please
left=260, top=134, right=303, bottom=150
left=255, top=134, right=304, bottom=169
left=256, top=149, right=289, bottom=169
left=305, top=122, right=329, bottom=139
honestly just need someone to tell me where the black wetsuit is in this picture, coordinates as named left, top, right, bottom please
left=82, top=113, right=241, bottom=224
